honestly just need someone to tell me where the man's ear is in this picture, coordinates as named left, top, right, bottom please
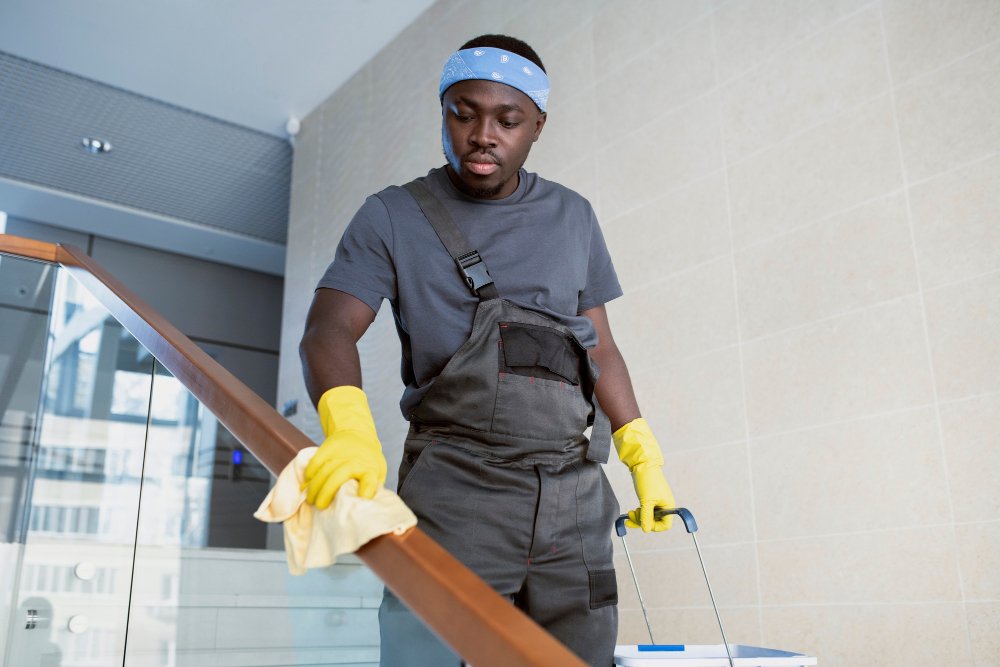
left=533, top=112, right=547, bottom=142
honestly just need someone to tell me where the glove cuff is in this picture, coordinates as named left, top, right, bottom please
left=613, top=417, right=665, bottom=471
left=317, top=385, right=379, bottom=440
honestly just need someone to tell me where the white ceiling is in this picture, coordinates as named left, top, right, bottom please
left=0, top=0, right=437, bottom=137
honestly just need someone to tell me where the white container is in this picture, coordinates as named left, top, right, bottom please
left=615, top=644, right=818, bottom=666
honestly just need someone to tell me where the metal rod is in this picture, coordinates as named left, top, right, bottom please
left=619, top=535, right=655, bottom=645
left=690, top=532, right=734, bottom=667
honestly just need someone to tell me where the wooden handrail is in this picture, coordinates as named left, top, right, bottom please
left=0, top=234, right=588, bottom=667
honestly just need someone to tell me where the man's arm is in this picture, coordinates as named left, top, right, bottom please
left=298, top=288, right=385, bottom=504
left=582, top=304, right=676, bottom=532
left=582, top=304, right=640, bottom=430
left=300, top=288, right=377, bottom=405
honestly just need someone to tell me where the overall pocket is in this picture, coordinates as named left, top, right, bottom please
left=491, top=322, right=593, bottom=440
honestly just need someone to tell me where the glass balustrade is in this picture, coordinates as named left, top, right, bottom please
left=1, top=251, right=385, bottom=667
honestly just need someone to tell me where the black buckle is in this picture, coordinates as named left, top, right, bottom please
left=456, top=250, right=494, bottom=294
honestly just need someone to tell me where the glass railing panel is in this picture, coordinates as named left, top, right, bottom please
left=126, top=364, right=383, bottom=667
left=3, top=267, right=155, bottom=667
left=0, top=252, right=56, bottom=664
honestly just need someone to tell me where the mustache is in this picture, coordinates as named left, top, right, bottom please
left=464, top=150, right=501, bottom=165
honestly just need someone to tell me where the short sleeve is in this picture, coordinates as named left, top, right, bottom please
left=315, top=195, right=397, bottom=313
left=577, top=207, right=623, bottom=313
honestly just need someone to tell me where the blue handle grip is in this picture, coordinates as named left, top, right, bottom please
left=615, top=507, right=698, bottom=536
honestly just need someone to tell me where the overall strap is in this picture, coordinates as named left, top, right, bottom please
left=403, top=180, right=500, bottom=301
left=587, top=400, right=613, bottom=464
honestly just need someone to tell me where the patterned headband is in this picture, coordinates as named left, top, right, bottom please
left=439, top=47, right=550, bottom=112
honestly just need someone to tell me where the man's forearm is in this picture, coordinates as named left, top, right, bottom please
left=591, top=343, right=641, bottom=432
left=300, top=326, right=363, bottom=407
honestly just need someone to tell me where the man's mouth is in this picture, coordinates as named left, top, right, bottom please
left=464, top=157, right=500, bottom=176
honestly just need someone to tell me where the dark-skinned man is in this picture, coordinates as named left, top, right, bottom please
left=299, top=34, right=676, bottom=666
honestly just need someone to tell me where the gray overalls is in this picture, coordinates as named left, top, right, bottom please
left=377, top=181, right=620, bottom=666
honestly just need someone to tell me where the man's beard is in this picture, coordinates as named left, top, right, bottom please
left=444, top=150, right=509, bottom=199
left=457, top=179, right=507, bottom=199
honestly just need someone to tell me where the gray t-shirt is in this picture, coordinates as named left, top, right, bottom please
left=317, top=166, right=622, bottom=418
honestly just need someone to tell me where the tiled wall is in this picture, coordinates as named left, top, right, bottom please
left=278, top=1, right=1000, bottom=663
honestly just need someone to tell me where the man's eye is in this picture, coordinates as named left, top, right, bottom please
left=455, top=113, right=473, bottom=122
left=499, top=120, right=520, bottom=129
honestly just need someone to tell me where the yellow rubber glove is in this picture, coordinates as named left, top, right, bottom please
left=614, top=417, right=676, bottom=533
left=303, top=386, right=386, bottom=508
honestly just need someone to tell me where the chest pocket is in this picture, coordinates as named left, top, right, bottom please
left=498, top=322, right=582, bottom=385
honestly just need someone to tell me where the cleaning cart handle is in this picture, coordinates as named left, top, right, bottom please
left=614, top=507, right=698, bottom=536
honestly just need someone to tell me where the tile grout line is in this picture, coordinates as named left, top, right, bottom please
left=603, top=145, right=998, bottom=266
left=625, top=516, right=1000, bottom=555
left=712, top=1, right=881, bottom=89
left=876, top=1, right=972, bottom=656
left=890, top=31, right=1000, bottom=92
left=591, top=7, right=716, bottom=87
left=620, top=599, right=988, bottom=611
left=639, top=263, right=1000, bottom=355
left=708, top=8, right=766, bottom=646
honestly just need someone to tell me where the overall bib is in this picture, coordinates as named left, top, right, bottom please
left=377, top=181, right=620, bottom=666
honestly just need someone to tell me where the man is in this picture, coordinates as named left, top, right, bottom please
left=299, top=34, right=675, bottom=666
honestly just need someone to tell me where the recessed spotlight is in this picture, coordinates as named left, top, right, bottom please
left=81, top=137, right=112, bottom=154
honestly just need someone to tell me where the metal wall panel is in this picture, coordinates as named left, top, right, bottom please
left=0, top=51, right=290, bottom=244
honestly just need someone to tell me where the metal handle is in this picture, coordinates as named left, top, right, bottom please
left=614, top=506, right=698, bottom=536
left=614, top=506, right=735, bottom=667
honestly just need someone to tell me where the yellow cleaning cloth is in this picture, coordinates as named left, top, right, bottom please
left=254, top=446, right=417, bottom=575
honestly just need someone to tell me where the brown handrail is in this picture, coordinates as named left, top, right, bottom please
left=0, top=234, right=588, bottom=667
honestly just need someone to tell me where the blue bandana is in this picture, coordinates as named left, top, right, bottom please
left=439, top=47, right=550, bottom=112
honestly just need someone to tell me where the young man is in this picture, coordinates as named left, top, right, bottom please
left=299, top=34, right=675, bottom=666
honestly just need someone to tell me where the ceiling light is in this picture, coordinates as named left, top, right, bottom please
left=81, top=137, right=112, bottom=154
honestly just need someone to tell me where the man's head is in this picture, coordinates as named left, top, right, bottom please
left=439, top=35, right=548, bottom=200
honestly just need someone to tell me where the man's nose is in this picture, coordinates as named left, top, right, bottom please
left=469, top=119, right=497, bottom=147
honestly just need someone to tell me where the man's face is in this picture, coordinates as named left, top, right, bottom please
left=441, top=79, right=547, bottom=200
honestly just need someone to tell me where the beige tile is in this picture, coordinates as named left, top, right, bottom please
left=597, top=92, right=723, bottom=220
left=526, top=87, right=598, bottom=179
left=743, top=296, right=935, bottom=436
left=750, top=407, right=949, bottom=540
left=956, top=521, right=1000, bottom=601
left=712, top=0, right=874, bottom=82
left=940, top=393, right=1000, bottom=522
left=610, top=443, right=753, bottom=553
left=968, top=602, right=1000, bottom=666
left=618, top=607, right=761, bottom=646
left=502, top=0, right=599, bottom=55
left=603, top=173, right=731, bottom=291
left=759, top=527, right=963, bottom=604
left=608, top=257, right=738, bottom=368
left=435, top=0, right=507, bottom=52
left=630, top=541, right=759, bottom=607
left=883, top=0, right=1000, bottom=85
left=910, top=153, right=1000, bottom=289
left=592, top=0, right=713, bottom=80
left=721, top=6, right=889, bottom=161
left=631, top=441, right=755, bottom=548
left=735, top=194, right=919, bottom=339
left=728, top=95, right=903, bottom=248
left=630, top=345, right=747, bottom=453
left=368, top=83, right=441, bottom=180
left=596, top=17, right=717, bottom=147
left=551, top=155, right=598, bottom=210
left=896, top=40, right=1000, bottom=183
left=530, top=20, right=595, bottom=97
left=925, top=271, right=1000, bottom=400
left=762, top=603, right=972, bottom=666
left=614, top=553, right=642, bottom=611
